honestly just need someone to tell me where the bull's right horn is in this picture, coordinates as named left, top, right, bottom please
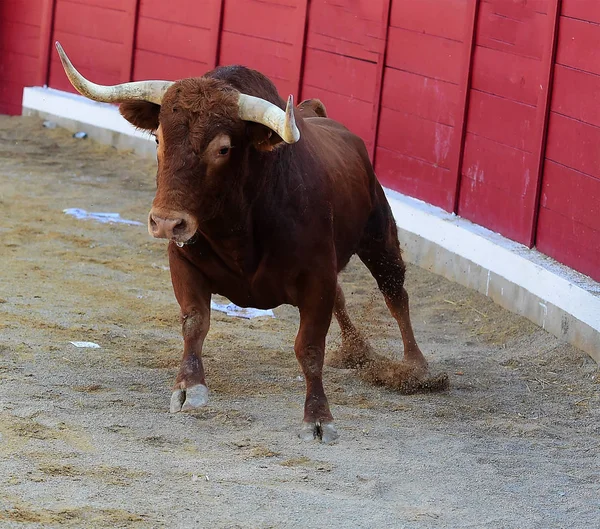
left=55, top=42, right=173, bottom=105
left=237, top=93, right=300, bottom=144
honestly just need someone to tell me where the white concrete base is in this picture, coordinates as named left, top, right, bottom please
left=22, top=86, right=156, bottom=157
left=22, top=86, right=600, bottom=362
left=386, top=191, right=599, bottom=362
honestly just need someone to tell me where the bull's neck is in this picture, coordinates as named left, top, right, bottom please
left=200, top=145, right=292, bottom=239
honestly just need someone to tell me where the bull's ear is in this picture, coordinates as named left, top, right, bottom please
left=119, top=101, right=160, bottom=131
left=247, top=123, right=286, bottom=152
left=297, top=98, right=327, bottom=118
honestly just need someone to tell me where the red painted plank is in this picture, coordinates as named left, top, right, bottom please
left=375, top=147, right=453, bottom=208
left=466, top=90, right=537, bottom=152
left=219, top=31, right=296, bottom=97
left=49, top=32, right=123, bottom=92
left=305, top=0, right=387, bottom=157
left=217, top=0, right=306, bottom=99
left=482, top=0, right=549, bottom=16
left=0, top=102, right=22, bottom=115
left=389, top=0, right=467, bottom=42
left=0, top=21, right=41, bottom=58
left=545, top=112, right=600, bottom=179
left=380, top=67, right=458, bottom=126
left=471, top=45, right=541, bottom=106
left=50, top=31, right=122, bottom=76
left=551, top=65, right=600, bottom=127
left=136, top=18, right=214, bottom=66
left=555, top=16, right=600, bottom=76
left=138, top=0, right=218, bottom=28
left=0, top=51, right=39, bottom=81
left=461, top=133, right=536, bottom=197
left=458, top=174, right=533, bottom=243
left=300, top=83, right=374, bottom=146
left=386, top=27, right=463, bottom=84
left=536, top=206, right=600, bottom=282
left=377, top=107, right=455, bottom=169
left=306, top=0, right=386, bottom=62
left=0, top=0, right=45, bottom=26
left=561, top=0, right=600, bottom=24
left=222, top=0, right=299, bottom=45
left=65, top=0, right=125, bottom=11
left=477, top=2, right=546, bottom=60
left=133, top=50, right=209, bottom=81
left=302, top=49, right=378, bottom=103
left=541, top=160, right=600, bottom=230
left=0, top=80, right=31, bottom=113
left=54, top=1, right=129, bottom=44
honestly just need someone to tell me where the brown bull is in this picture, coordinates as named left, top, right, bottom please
left=56, top=43, right=447, bottom=443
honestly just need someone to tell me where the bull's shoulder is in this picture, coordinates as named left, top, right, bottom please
left=302, top=118, right=365, bottom=151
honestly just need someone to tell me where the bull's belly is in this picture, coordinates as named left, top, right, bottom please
left=210, top=274, right=293, bottom=310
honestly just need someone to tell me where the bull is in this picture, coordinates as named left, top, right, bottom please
left=56, top=42, right=447, bottom=443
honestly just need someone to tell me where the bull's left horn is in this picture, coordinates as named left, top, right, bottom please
left=55, top=42, right=173, bottom=105
left=237, top=93, right=300, bottom=144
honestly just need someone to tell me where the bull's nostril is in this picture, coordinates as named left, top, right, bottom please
left=172, top=219, right=187, bottom=235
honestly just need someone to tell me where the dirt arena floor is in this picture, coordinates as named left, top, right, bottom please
left=0, top=115, right=598, bottom=528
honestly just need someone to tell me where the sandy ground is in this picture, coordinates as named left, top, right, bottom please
left=0, top=115, right=599, bottom=529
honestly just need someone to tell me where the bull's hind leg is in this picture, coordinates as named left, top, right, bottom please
left=327, top=283, right=374, bottom=369
left=358, top=203, right=427, bottom=372
left=168, top=244, right=211, bottom=412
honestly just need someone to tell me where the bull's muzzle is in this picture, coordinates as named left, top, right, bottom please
left=148, top=210, right=197, bottom=244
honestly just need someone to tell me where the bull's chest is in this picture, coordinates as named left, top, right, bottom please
left=182, top=236, right=293, bottom=310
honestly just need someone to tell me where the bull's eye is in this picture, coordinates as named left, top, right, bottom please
left=153, top=134, right=159, bottom=146
left=218, top=146, right=230, bottom=156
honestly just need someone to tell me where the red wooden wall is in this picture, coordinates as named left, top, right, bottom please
left=301, top=0, right=388, bottom=156
left=0, top=0, right=52, bottom=115
left=0, top=0, right=598, bottom=283
left=458, top=0, right=557, bottom=244
left=538, top=1, right=600, bottom=281
left=375, top=0, right=469, bottom=210
left=133, top=0, right=222, bottom=81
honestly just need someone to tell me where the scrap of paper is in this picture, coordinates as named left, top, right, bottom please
left=64, top=208, right=144, bottom=226
left=210, top=300, right=275, bottom=319
left=70, top=341, right=101, bottom=348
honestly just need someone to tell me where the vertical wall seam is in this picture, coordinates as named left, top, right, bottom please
left=296, top=0, right=312, bottom=102
left=451, top=0, right=480, bottom=214
left=38, top=0, right=58, bottom=87
left=214, top=0, right=227, bottom=67
left=124, top=0, right=141, bottom=81
left=527, top=0, right=562, bottom=248
left=370, top=0, right=393, bottom=165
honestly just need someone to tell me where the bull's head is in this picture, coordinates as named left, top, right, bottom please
left=55, top=42, right=300, bottom=245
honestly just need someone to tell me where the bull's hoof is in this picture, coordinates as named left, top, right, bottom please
left=298, top=420, right=339, bottom=444
left=170, top=384, right=209, bottom=413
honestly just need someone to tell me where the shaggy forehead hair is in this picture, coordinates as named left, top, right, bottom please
left=159, top=78, right=242, bottom=150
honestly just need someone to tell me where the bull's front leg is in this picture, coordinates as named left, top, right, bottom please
left=167, top=244, right=211, bottom=412
left=295, top=274, right=339, bottom=443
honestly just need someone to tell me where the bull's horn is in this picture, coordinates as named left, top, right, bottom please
left=55, top=42, right=173, bottom=105
left=237, top=93, right=300, bottom=144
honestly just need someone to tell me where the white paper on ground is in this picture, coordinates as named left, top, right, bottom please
left=70, top=341, right=101, bottom=348
left=210, top=301, right=275, bottom=319
left=64, top=208, right=144, bottom=226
